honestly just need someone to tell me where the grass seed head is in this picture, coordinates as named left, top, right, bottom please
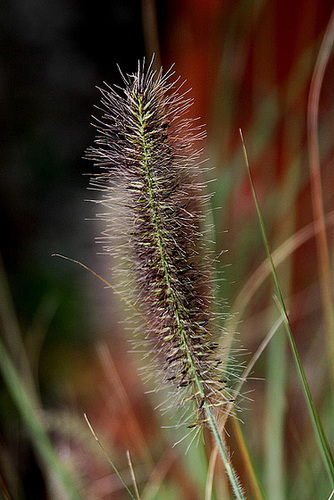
left=86, top=59, right=235, bottom=427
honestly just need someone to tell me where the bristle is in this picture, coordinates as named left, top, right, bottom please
left=86, top=59, right=234, bottom=426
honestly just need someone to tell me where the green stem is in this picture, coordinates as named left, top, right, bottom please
left=204, top=398, right=245, bottom=499
left=137, top=99, right=246, bottom=499
left=241, top=129, right=334, bottom=485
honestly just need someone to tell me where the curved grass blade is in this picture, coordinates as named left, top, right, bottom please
left=84, top=414, right=137, bottom=500
left=0, top=336, right=83, bottom=499
left=307, top=7, right=334, bottom=385
left=240, top=129, right=334, bottom=485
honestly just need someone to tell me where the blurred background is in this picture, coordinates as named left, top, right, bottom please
left=1, top=0, right=334, bottom=498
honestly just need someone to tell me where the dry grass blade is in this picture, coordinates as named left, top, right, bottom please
left=140, top=450, right=175, bottom=500
left=96, top=343, right=153, bottom=466
left=307, top=6, right=334, bottom=383
left=223, top=210, right=334, bottom=354
left=127, top=450, right=141, bottom=500
left=232, top=419, right=268, bottom=500
left=52, top=254, right=150, bottom=324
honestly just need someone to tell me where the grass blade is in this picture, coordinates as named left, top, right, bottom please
left=307, top=7, right=334, bottom=385
left=240, top=129, right=334, bottom=485
left=127, top=450, right=141, bottom=500
left=233, top=419, right=268, bottom=500
left=84, top=414, right=137, bottom=500
left=0, top=336, right=83, bottom=499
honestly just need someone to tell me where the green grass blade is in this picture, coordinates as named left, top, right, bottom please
left=0, top=336, right=83, bottom=499
left=84, top=414, right=137, bottom=500
left=240, top=129, right=334, bottom=485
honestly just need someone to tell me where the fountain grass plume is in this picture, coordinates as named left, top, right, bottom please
left=86, top=58, right=236, bottom=429
left=86, top=58, right=246, bottom=499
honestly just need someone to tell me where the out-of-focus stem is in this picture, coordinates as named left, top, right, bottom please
left=307, top=7, right=334, bottom=385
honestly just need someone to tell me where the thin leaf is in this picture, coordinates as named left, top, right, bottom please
left=0, top=337, right=83, bottom=499
left=127, top=450, right=141, bottom=500
left=307, top=6, right=334, bottom=385
left=84, top=414, right=137, bottom=500
left=240, top=129, right=334, bottom=485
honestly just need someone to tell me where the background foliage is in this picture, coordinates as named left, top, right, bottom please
left=1, top=1, right=334, bottom=498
